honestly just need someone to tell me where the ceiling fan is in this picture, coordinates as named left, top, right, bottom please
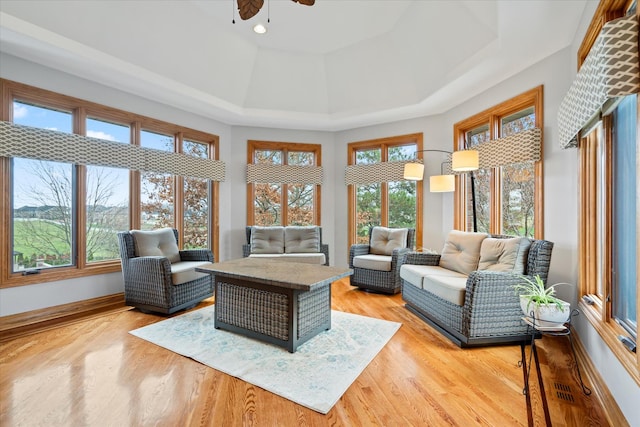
left=237, top=0, right=315, bottom=21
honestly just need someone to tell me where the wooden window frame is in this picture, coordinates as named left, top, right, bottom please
left=453, top=86, right=544, bottom=238
left=576, top=0, right=640, bottom=387
left=346, top=133, right=424, bottom=252
left=0, top=79, right=220, bottom=288
left=246, top=140, right=322, bottom=226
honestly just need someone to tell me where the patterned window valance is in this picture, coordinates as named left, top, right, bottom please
left=558, top=13, right=639, bottom=149
left=344, top=161, right=413, bottom=185
left=0, top=121, right=226, bottom=181
left=246, top=164, right=323, bottom=184
left=445, top=128, right=542, bottom=174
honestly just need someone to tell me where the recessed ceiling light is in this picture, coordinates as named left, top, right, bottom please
left=253, top=23, right=267, bottom=34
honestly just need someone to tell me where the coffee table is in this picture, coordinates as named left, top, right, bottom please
left=196, top=258, right=352, bottom=352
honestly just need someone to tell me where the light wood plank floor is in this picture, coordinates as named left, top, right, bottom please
left=1, top=279, right=610, bottom=426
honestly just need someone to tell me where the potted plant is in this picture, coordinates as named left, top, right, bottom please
left=513, top=275, right=571, bottom=325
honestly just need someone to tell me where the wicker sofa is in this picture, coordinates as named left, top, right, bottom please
left=242, top=226, right=329, bottom=265
left=400, top=230, right=554, bottom=347
left=117, top=228, right=214, bottom=314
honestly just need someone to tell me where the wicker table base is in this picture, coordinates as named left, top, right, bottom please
left=197, top=258, right=352, bottom=352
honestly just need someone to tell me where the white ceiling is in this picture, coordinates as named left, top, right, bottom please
left=0, top=0, right=592, bottom=131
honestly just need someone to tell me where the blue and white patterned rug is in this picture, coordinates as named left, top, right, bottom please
left=129, top=305, right=400, bottom=414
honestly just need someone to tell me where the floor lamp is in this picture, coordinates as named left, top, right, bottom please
left=404, top=149, right=479, bottom=230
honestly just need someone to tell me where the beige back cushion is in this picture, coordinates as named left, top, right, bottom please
left=284, top=226, right=320, bottom=253
left=369, top=227, right=409, bottom=256
left=439, top=230, right=488, bottom=275
left=478, top=237, right=532, bottom=274
left=250, top=226, right=285, bottom=254
left=131, top=228, right=181, bottom=263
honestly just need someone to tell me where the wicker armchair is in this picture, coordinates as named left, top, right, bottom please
left=349, top=226, right=415, bottom=294
left=117, top=228, right=214, bottom=314
left=401, top=234, right=554, bottom=347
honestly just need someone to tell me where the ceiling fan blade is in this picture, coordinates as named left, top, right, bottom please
left=238, top=0, right=264, bottom=20
left=292, top=0, right=315, bottom=5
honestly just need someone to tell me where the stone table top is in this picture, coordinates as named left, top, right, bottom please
left=196, top=258, right=353, bottom=291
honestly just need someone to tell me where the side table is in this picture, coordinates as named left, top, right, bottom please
left=519, top=309, right=591, bottom=427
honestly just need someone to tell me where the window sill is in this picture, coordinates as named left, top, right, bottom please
left=0, top=263, right=121, bottom=289
left=579, top=299, right=640, bottom=387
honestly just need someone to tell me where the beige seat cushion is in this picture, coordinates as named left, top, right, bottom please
left=131, top=228, right=180, bottom=263
left=369, top=227, right=408, bottom=255
left=170, top=261, right=212, bottom=285
left=478, top=237, right=532, bottom=274
left=439, top=230, right=488, bottom=275
left=353, top=254, right=393, bottom=272
left=423, top=274, right=469, bottom=306
left=400, top=265, right=466, bottom=290
left=250, top=226, right=285, bottom=254
left=248, top=253, right=326, bottom=264
left=284, top=226, right=320, bottom=253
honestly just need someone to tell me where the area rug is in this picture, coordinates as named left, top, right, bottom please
left=129, top=305, right=400, bottom=414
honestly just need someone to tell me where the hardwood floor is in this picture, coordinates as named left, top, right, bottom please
left=0, top=279, right=611, bottom=426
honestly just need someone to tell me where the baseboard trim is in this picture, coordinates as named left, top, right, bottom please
left=572, top=332, right=630, bottom=427
left=0, top=293, right=131, bottom=343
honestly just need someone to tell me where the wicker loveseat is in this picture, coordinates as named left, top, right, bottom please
left=400, top=230, right=554, bottom=347
left=117, top=228, right=214, bottom=314
left=242, top=226, right=330, bottom=265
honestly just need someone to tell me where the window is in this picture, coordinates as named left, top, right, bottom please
left=453, top=86, right=543, bottom=238
left=1, top=79, right=220, bottom=288
left=347, top=134, right=423, bottom=246
left=579, top=93, right=639, bottom=382
left=576, top=0, right=639, bottom=385
left=247, top=141, right=321, bottom=226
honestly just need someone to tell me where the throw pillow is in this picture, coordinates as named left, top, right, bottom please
left=439, top=230, right=489, bottom=275
left=250, top=226, right=285, bottom=254
left=284, top=226, right=320, bottom=253
left=478, top=237, right=532, bottom=274
left=369, top=227, right=409, bottom=256
left=131, top=228, right=181, bottom=263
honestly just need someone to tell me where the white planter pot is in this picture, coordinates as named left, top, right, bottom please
left=520, top=295, right=570, bottom=324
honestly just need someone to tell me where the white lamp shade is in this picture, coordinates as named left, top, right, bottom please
left=452, top=150, right=479, bottom=171
left=429, top=174, right=455, bottom=192
left=403, top=162, right=424, bottom=180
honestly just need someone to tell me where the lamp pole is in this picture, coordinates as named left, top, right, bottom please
left=469, top=172, right=478, bottom=233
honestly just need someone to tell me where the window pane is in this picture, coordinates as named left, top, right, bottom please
left=86, top=118, right=130, bottom=143
left=184, top=177, right=209, bottom=249
left=183, top=140, right=210, bottom=249
left=501, top=162, right=535, bottom=237
left=254, top=183, right=281, bottom=226
left=388, top=145, right=415, bottom=162
left=500, top=108, right=536, bottom=237
left=141, top=173, right=174, bottom=230
left=11, top=102, right=74, bottom=272
left=140, top=129, right=175, bottom=229
left=467, top=171, right=490, bottom=233
left=356, top=149, right=381, bottom=165
left=612, top=94, right=637, bottom=335
left=86, top=166, right=129, bottom=262
left=388, top=180, right=416, bottom=229
left=356, top=183, right=381, bottom=243
left=141, top=129, right=173, bottom=151
left=256, top=150, right=282, bottom=165
left=466, top=125, right=490, bottom=146
left=12, top=159, right=74, bottom=271
left=287, top=184, right=314, bottom=225
left=288, top=151, right=314, bottom=166
left=13, top=101, right=72, bottom=133
left=466, top=125, right=490, bottom=233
